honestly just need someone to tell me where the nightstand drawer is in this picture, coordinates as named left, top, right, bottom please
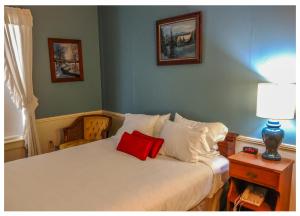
left=230, top=162, right=279, bottom=190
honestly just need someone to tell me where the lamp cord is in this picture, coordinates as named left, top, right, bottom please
left=233, top=196, right=241, bottom=211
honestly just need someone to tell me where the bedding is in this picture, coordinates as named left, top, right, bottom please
left=5, top=138, right=229, bottom=211
left=174, top=113, right=228, bottom=150
left=153, top=113, right=171, bottom=137
left=117, top=132, right=153, bottom=160
left=114, top=113, right=159, bottom=142
left=159, top=120, right=209, bottom=162
left=131, top=130, right=164, bottom=158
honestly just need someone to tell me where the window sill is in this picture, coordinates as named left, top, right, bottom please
left=4, top=135, right=24, bottom=146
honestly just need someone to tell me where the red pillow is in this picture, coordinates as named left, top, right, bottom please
left=132, top=130, right=164, bottom=158
left=117, top=132, right=153, bottom=160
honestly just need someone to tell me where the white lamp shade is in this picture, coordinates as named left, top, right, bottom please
left=256, top=83, right=296, bottom=119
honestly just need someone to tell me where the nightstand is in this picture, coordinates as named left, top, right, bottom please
left=227, top=152, right=293, bottom=211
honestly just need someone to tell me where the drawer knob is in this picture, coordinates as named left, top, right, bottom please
left=246, top=172, right=257, bottom=179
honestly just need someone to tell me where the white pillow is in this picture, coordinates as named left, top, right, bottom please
left=114, top=113, right=159, bottom=142
left=174, top=113, right=228, bottom=150
left=159, top=120, right=209, bottom=163
left=153, top=113, right=171, bottom=137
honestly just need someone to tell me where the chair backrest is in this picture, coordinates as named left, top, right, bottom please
left=63, top=114, right=112, bottom=142
left=83, top=115, right=111, bottom=141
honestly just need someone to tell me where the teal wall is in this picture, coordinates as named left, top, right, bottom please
left=25, top=6, right=102, bottom=118
left=99, top=6, right=296, bottom=144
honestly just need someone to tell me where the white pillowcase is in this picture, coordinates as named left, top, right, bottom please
left=114, top=113, right=159, bottom=142
left=174, top=113, right=228, bottom=150
left=159, top=120, right=209, bottom=163
left=153, top=113, right=171, bottom=137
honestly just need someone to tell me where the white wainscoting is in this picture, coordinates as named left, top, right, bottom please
left=4, top=136, right=26, bottom=162
left=36, top=110, right=103, bottom=153
left=36, top=110, right=125, bottom=153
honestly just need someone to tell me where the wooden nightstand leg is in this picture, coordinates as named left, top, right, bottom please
left=227, top=178, right=234, bottom=211
left=226, top=200, right=230, bottom=211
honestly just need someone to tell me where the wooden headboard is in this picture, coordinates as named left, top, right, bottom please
left=217, top=132, right=239, bottom=158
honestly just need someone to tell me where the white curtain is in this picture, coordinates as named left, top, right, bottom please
left=4, top=7, right=41, bottom=156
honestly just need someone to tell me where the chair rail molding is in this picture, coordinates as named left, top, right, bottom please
left=237, top=135, right=295, bottom=152
left=4, top=135, right=24, bottom=145
left=36, top=110, right=103, bottom=123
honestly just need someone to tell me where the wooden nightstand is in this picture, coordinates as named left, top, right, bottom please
left=227, top=152, right=293, bottom=211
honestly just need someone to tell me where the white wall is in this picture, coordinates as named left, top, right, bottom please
left=36, top=110, right=103, bottom=153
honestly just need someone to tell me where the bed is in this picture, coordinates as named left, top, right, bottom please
left=4, top=135, right=235, bottom=211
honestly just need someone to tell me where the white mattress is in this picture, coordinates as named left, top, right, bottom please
left=5, top=138, right=229, bottom=211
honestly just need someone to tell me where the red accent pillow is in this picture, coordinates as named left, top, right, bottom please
left=117, top=132, right=153, bottom=160
left=132, top=130, right=164, bottom=158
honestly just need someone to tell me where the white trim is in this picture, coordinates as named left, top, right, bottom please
left=4, top=135, right=24, bottom=144
left=34, top=110, right=295, bottom=153
left=237, top=135, right=296, bottom=152
left=101, top=110, right=125, bottom=118
left=5, top=136, right=25, bottom=153
left=36, top=110, right=103, bottom=123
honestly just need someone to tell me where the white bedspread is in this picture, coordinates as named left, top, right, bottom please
left=5, top=138, right=228, bottom=211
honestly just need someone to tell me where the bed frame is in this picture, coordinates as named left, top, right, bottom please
left=101, top=112, right=239, bottom=211
left=217, top=132, right=239, bottom=158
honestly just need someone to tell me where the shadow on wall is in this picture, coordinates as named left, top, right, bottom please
left=167, top=41, right=265, bottom=138
left=99, top=7, right=134, bottom=112
left=168, top=42, right=295, bottom=144
left=98, top=6, right=296, bottom=144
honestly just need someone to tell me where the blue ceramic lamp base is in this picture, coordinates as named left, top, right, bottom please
left=261, top=120, right=284, bottom=161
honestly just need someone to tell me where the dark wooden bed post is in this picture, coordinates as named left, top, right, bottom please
left=216, top=132, right=239, bottom=211
left=217, top=132, right=239, bottom=158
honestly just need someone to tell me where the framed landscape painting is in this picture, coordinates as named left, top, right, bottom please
left=156, top=12, right=202, bottom=65
left=48, top=38, right=84, bottom=82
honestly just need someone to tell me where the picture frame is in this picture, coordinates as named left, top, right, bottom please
left=156, top=11, right=202, bottom=65
left=48, top=38, right=84, bottom=82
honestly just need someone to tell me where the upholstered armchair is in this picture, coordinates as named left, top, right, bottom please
left=58, top=114, right=112, bottom=150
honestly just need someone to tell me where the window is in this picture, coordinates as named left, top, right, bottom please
left=4, top=84, right=24, bottom=139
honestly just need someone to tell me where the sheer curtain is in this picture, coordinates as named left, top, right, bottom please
left=4, top=7, right=41, bottom=156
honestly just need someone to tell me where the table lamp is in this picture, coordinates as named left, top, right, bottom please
left=256, top=83, right=295, bottom=160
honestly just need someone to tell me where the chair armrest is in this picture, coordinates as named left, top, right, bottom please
left=63, top=117, right=84, bottom=142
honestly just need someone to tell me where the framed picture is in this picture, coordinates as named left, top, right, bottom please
left=156, top=12, right=202, bottom=65
left=48, top=38, right=84, bottom=82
